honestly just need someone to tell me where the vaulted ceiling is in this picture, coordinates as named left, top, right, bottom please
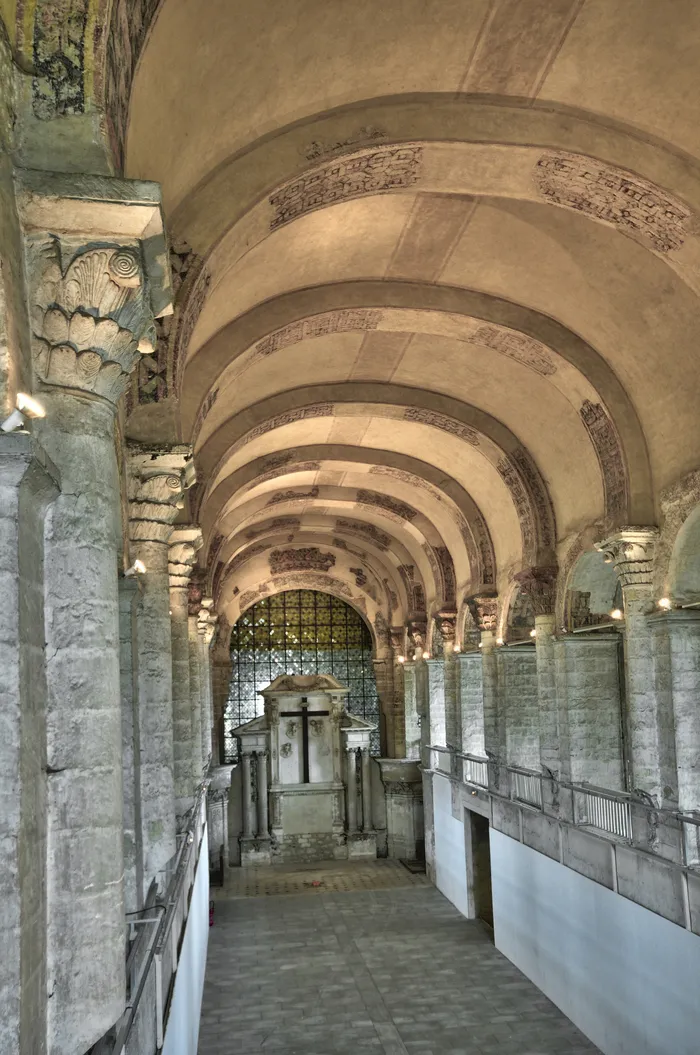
left=121, top=0, right=700, bottom=649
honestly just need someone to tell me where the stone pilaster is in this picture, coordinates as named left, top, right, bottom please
left=467, top=596, right=501, bottom=769
left=597, top=528, right=675, bottom=804
left=0, top=434, right=59, bottom=1055
left=649, top=610, right=700, bottom=817
left=25, top=181, right=171, bottom=1055
left=513, top=568, right=561, bottom=778
left=168, top=526, right=202, bottom=819
left=197, top=600, right=217, bottom=770
left=424, top=659, right=446, bottom=763
left=188, top=598, right=203, bottom=787
left=497, top=645, right=539, bottom=769
left=128, top=443, right=195, bottom=888
left=211, top=618, right=232, bottom=765
left=372, top=655, right=395, bottom=758
left=457, top=651, right=485, bottom=756
left=553, top=634, right=624, bottom=789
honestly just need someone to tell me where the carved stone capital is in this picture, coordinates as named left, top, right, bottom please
left=513, top=565, right=558, bottom=615
left=467, top=594, right=498, bottom=633
left=595, top=528, right=659, bottom=589
left=168, top=525, right=203, bottom=590
left=436, top=610, right=457, bottom=644
left=198, top=598, right=217, bottom=643
left=389, top=626, right=405, bottom=655
left=407, top=618, right=427, bottom=660
left=128, top=442, right=195, bottom=544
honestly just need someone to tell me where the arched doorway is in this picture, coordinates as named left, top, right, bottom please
left=223, top=589, right=379, bottom=760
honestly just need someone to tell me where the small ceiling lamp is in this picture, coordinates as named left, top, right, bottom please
left=1, top=392, right=46, bottom=432
left=124, top=559, right=146, bottom=577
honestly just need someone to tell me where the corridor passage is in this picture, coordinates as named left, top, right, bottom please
left=198, top=860, right=600, bottom=1055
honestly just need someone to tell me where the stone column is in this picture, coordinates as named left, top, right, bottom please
left=197, top=601, right=216, bottom=770
left=211, top=622, right=232, bottom=766
left=188, top=597, right=204, bottom=788
left=256, top=751, right=269, bottom=836
left=0, top=434, right=58, bottom=1055
left=26, top=199, right=170, bottom=1055
left=468, top=596, right=501, bottom=766
left=513, top=567, right=563, bottom=779
left=361, top=747, right=373, bottom=831
left=241, top=751, right=254, bottom=837
left=389, top=627, right=407, bottom=757
left=118, top=576, right=142, bottom=916
left=168, top=527, right=202, bottom=820
left=436, top=611, right=459, bottom=751
left=402, top=663, right=421, bottom=760
left=497, top=645, right=539, bottom=769
left=346, top=748, right=358, bottom=833
left=597, top=529, right=676, bottom=804
left=373, top=655, right=395, bottom=757
left=128, top=443, right=195, bottom=889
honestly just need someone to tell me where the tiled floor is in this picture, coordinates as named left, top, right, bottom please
left=198, top=860, right=600, bottom=1055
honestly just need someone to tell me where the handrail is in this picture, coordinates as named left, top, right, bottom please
left=426, top=744, right=700, bottom=870
left=110, top=781, right=209, bottom=1055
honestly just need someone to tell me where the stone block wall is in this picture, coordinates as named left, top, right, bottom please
left=498, top=647, right=539, bottom=770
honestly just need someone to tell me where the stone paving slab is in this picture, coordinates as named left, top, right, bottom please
left=199, top=862, right=600, bottom=1055
left=214, top=857, right=429, bottom=899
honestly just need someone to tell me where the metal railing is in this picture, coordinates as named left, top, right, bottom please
left=509, top=767, right=543, bottom=809
left=111, top=782, right=209, bottom=1055
left=573, top=784, right=632, bottom=840
left=426, top=744, right=700, bottom=874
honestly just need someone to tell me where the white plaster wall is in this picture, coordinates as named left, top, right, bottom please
left=491, top=831, right=700, bottom=1055
left=162, top=827, right=210, bottom=1055
left=432, top=774, right=468, bottom=917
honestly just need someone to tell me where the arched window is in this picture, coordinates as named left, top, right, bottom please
left=224, top=589, right=379, bottom=761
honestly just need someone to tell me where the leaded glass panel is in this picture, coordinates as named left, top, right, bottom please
left=224, top=589, right=380, bottom=760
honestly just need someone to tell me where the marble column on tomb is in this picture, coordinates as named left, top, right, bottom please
left=436, top=612, right=459, bottom=752
left=361, top=747, right=373, bottom=831
left=128, top=443, right=195, bottom=889
left=118, top=576, right=142, bottom=916
left=514, top=567, right=563, bottom=781
left=168, top=526, right=202, bottom=820
left=346, top=748, right=359, bottom=833
left=240, top=750, right=254, bottom=837
left=26, top=184, right=171, bottom=1055
left=649, top=610, right=700, bottom=859
left=256, top=751, right=269, bottom=837
left=0, top=434, right=58, bottom=1055
left=597, top=529, right=677, bottom=805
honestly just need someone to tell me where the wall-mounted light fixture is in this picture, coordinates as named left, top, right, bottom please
left=1, top=392, right=46, bottom=433
left=529, top=628, right=537, bottom=638
left=610, top=608, right=624, bottom=620
left=453, top=644, right=461, bottom=653
left=124, top=559, right=146, bottom=577
left=496, top=637, right=505, bottom=646
left=397, top=655, right=405, bottom=664
left=657, top=597, right=672, bottom=610
left=422, top=651, right=430, bottom=660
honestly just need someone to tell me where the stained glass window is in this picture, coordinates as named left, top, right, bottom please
left=224, top=589, right=380, bottom=761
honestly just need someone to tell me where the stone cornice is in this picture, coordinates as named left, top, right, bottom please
left=596, top=527, right=659, bottom=589
left=128, top=443, right=195, bottom=544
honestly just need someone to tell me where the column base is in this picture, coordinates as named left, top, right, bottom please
left=346, top=830, right=378, bottom=858
left=239, top=835, right=272, bottom=867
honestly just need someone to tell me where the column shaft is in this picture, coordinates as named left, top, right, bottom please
left=241, top=753, right=253, bottom=837
left=131, top=537, right=176, bottom=886
left=170, top=586, right=192, bottom=818
left=257, top=752, right=269, bottom=836
left=346, top=750, right=358, bottom=833
left=118, top=578, right=142, bottom=914
left=403, top=664, right=421, bottom=760
left=361, top=748, right=372, bottom=831
left=189, top=615, right=203, bottom=787
left=37, top=393, right=126, bottom=1054
left=457, top=652, right=485, bottom=756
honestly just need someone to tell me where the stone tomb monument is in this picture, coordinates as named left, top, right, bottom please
left=230, top=674, right=377, bottom=865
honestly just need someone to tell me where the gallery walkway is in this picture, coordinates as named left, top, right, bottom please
left=198, top=860, right=599, bottom=1055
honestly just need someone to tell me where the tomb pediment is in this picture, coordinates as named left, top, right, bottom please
left=261, top=673, right=345, bottom=694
